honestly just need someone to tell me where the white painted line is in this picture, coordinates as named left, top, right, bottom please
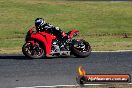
left=15, top=83, right=132, bottom=88
left=15, top=85, right=76, bottom=88
left=32, top=85, right=76, bottom=87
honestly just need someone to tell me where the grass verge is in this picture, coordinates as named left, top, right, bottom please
left=0, top=0, right=132, bottom=54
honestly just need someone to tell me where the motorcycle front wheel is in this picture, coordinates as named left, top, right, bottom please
left=22, top=42, right=45, bottom=59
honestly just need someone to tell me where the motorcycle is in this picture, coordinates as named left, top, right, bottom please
left=22, top=26, right=91, bottom=59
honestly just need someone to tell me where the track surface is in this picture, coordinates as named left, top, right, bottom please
left=0, top=52, right=132, bottom=88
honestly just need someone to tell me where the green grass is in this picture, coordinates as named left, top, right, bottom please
left=0, top=0, right=132, bottom=53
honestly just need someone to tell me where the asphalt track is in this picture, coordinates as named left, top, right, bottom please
left=0, top=51, right=132, bottom=88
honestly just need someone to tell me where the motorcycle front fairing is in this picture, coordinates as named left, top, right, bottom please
left=26, top=31, right=56, bottom=55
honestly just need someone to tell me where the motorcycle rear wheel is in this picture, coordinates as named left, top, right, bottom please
left=22, top=42, right=45, bottom=59
left=71, top=39, right=91, bottom=58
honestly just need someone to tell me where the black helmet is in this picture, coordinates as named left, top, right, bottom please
left=35, top=18, right=45, bottom=27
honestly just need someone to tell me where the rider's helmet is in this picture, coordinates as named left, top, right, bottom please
left=35, top=18, right=45, bottom=27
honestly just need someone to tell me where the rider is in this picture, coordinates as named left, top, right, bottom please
left=35, top=18, right=67, bottom=47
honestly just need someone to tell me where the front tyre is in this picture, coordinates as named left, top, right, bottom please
left=71, top=39, right=91, bottom=58
left=22, top=42, right=45, bottom=59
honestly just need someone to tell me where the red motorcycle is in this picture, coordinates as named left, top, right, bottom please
left=22, top=26, right=91, bottom=59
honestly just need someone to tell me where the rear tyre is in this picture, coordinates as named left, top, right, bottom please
left=22, top=42, right=45, bottom=59
left=71, top=39, right=91, bottom=58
